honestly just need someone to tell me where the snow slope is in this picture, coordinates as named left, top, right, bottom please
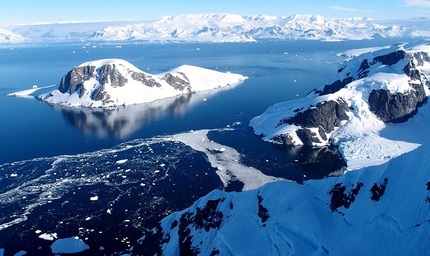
left=133, top=135, right=430, bottom=255
left=39, top=59, right=247, bottom=108
left=250, top=42, right=430, bottom=170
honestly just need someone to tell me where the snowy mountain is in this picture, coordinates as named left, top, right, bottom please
left=0, top=28, right=25, bottom=43
left=39, top=59, right=246, bottom=108
left=2, top=14, right=430, bottom=43
left=88, top=14, right=430, bottom=42
left=132, top=43, right=430, bottom=255
left=250, top=42, right=430, bottom=170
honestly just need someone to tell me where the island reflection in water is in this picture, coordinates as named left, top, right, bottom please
left=51, top=86, right=231, bottom=139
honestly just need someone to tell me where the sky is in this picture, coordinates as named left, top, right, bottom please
left=1, top=0, right=430, bottom=23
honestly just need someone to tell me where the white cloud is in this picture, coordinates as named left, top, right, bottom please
left=329, top=6, right=372, bottom=13
left=404, top=0, right=430, bottom=7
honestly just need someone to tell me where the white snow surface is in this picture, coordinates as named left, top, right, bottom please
left=50, top=237, right=89, bottom=254
left=2, top=14, right=430, bottom=43
left=250, top=42, right=430, bottom=170
left=39, top=59, right=246, bottom=108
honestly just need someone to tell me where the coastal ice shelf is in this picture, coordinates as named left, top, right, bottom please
left=39, top=59, right=247, bottom=108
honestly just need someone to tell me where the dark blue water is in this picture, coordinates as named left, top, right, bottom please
left=0, top=39, right=406, bottom=255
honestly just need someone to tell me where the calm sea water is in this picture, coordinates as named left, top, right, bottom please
left=0, top=38, right=406, bottom=255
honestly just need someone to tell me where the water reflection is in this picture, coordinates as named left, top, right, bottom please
left=50, top=88, right=231, bottom=138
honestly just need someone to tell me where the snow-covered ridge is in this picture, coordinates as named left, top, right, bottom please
left=2, top=13, right=430, bottom=43
left=39, top=59, right=247, bottom=108
left=250, top=41, right=430, bottom=170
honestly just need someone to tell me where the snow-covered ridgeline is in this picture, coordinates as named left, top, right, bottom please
left=250, top=42, right=430, bottom=170
left=2, top=14, right=430, bottom=43
left=39, top=59, right=247, bottom=108
left=90, top=14, right=430, bottom=42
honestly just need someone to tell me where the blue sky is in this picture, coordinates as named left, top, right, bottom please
left=1, top=0, right=430, bottom=23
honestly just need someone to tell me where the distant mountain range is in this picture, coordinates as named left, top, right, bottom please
left=2, top=14, right=430, bottom=43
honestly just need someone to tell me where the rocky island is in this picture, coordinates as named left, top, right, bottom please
left=39, top=59, right=247, bottom=108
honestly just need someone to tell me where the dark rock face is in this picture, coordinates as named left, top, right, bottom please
left=275, top=99, right=349, bottom=145
left=320, top=77, right=354, bottom=96
left=328, top=182, right=364, bottom=213
left=370, top=178, right=389, bottom=201
left=99, top=64, right=128, bottom=87
left=373, top=50, right=409, bottom=65
left=368, top=84, right=427, bottom=123
left=131, top=72, right=162, bottom=88
left=162, top=72, right=192, bottom=92
left=133, top=198, right=224, bottom=256
left=257, top=194, right=270, bottom=225
left=58, top=66, right=96, bottom=97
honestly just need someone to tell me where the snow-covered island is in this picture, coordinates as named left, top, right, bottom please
left=132, top=42, right=430, bottom=255
left=251, top=41, right=430, bottom=170
left=39, top=59, right=247, bottom=108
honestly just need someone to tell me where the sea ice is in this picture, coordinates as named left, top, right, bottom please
left=50, top=237, right=89, bottom=254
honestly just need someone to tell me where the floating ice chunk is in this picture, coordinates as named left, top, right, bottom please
left=50, top=237, right=89, bottom=254
left=116, top=159, right=128, bottom=164
left=10, top=174, right=18, bottom=178
left=39, top=233, right=58, bottom=241
left=90, top=195, right=98, bottom=201
left=14, top=251, right=26, bottom=256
